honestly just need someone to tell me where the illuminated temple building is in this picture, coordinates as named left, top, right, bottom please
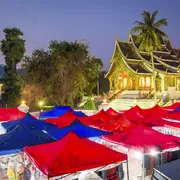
left=105, top=34, right=180, bottom=93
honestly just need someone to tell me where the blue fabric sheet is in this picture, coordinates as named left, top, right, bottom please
left=2, top=113, right=57, bottom=132
left=39, top=106, right=86, bottom=119
left=45, top=119, right=111, bottom=139
left=0, top=123, right=56, bottom=155
left=170, top=106, right=180, bottom=113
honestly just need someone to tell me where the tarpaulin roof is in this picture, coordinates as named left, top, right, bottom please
left=163, top=102, right=180, bottom=111
left=0, top=123, right=55, bottom=155
left=0, top=108, right=26, bottom=122
left=46, top=110, right=118, bottom=128
left=40, top=106, right=86, bottom=119
left=91, top=114, right=136, bottom=133
left=24, top=132, right=127, bottom=178
left=170, top=106, right=180, bottom=113
left=89, top=109, right=118, bottom=123
left=2, top=113, right=57, bottom=132
left=141, top=112, right=180, bottom=128
left=102, top=123, right=180, bottom=154
left=46, top=110, right=85, bottom=128
left=122, top=105, right=144, bottom=123
left=106, top=108, right=120, bottom=116
left=45, top=119, right=111, bottom=139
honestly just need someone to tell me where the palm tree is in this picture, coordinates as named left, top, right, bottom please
left=131, top=10, right=168, bottom=104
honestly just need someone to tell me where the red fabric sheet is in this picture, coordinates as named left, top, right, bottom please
left=163, top=102, right=180, bottom=111
left=24, top=132, right=127, bottom=178
left=46, top=110, right=119, bottom=128
left=91, top=114, right=137, bottom=133
left=0, top=108, right=25, bottom=122
left=106, top=108, right=120, bottom=116
left=102, top=123, right=180, bottom=154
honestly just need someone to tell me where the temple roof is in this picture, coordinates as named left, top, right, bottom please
left=118, top=41, right=140, bottom=60
left=106, top=35, right=180, bottom=78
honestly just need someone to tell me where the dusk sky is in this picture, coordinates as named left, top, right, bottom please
left=0, top=0, right=180, bottom=70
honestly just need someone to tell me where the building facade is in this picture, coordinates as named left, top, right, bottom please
left=105, top=34, right=180, bottom=93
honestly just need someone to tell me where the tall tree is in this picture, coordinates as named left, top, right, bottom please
left=131, top=10, right=168, bottom=104
left=22, top=41, right=103, bottom=109
left=1, top=27, right=26, bottom=107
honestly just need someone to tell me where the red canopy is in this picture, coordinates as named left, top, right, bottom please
left=24, top=132, right=127, bottom=178
left=106, top=108, right=120, bottom=116
left=102, top=123, right=180, bottom=154
left=46, top=110, right=118, bottom=128
left=122, top=105, right=144, bottom=123
left=163, top=103, right=180, bottom=111
left=92, top=114, right=136, bottom=133
left=0, top=108, right=26, bottom=122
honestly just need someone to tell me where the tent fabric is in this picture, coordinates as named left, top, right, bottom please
left=39, top=106, right=86, bottom=119
left=1, top=113, right=57, bottom=132
left=91, top=114, right=136, bottom=133
left=46, top=110, right=86, bottom=128
left=163, top=102, right=180, bottom=111
left=170, top=106, right=180, bottom=113
left=102, top=123, right=180, bottom=154
left=46, top=110, right=118, bottom=128
left=24, top=132, right=127, bottom=178
left=0, top=108, right=26, bottom=122
left=45, top=119, right=111, bottom=139
left=0, top=123, right=56, bottom=155
left=106, top=108, right=120, bottom=116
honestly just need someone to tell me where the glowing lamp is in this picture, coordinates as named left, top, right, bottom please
left=103, top=99, right=107, bottom=103
left=39, top=101, right=43, bottom=106
left=134, top=151, right=142, bottom=159
left=21, top=101, right=25, bottom=104
left=150, top=149, right=158, bottom=156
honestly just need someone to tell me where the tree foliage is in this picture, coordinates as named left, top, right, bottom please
left=131, top=10, right=168, bottom=104
left=83, top=99, right=96, bottom=110
left=131, top=10, right=168, bottom=52
left=0, top=27, right=26, bottom=107
left=22, top=41, right=103, bottom=109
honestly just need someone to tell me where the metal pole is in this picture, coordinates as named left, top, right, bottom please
left=126, top=160, right=130, bottom=180
left=142, top=153, right=145, bottom=180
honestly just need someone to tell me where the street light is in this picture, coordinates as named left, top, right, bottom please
left=39, top=101, right=44, bottom=112
left=21, top=101, right=25, bottom=104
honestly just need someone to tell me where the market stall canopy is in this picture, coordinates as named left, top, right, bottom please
left=24, top=132, right=127, bottom=178
left=0, top=108, right=25, bottom=122
left=45, top=119, right=111, bottom=139
left=40, top=106, right=85, bottom=119
left=91, top=114, right=136, bottom=133
left=122, top=105, right=144, bottom=123
left=46, top=110, right=86, bottom=128
left=106, top=108, right=120, bottom=116
left=2, top=113, right=57, bottom=132
left=46, top=110, right=118, bottom=128
left=0, top=123, right=55, bottom=155
left=102, top=123, right=180, bottom=154
left=170, top=106, right=180, bottom=113
left=163, top=102, right=180, bottom=111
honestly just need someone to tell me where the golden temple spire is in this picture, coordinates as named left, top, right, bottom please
left=114, top=35, right=118, bottom=41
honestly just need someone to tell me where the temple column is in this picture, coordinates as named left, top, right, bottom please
left=135, top=76, right=139, bottom=90
left=109, top=79, right=112, bottom=90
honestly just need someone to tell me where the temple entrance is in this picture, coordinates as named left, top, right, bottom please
left=119, top=72, right=127, bottom=89
left=129, top=79, right=136, bottom=90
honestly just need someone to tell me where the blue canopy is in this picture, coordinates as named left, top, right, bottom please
left=0, top=123, right=56, bottom=155
left=1, top=113, right=57, bottom=132
left=45, top=119, right=111, bottom=139
left=39, top=106, right=86, bottom=119
left=170, top=106, right=180, bottom=113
